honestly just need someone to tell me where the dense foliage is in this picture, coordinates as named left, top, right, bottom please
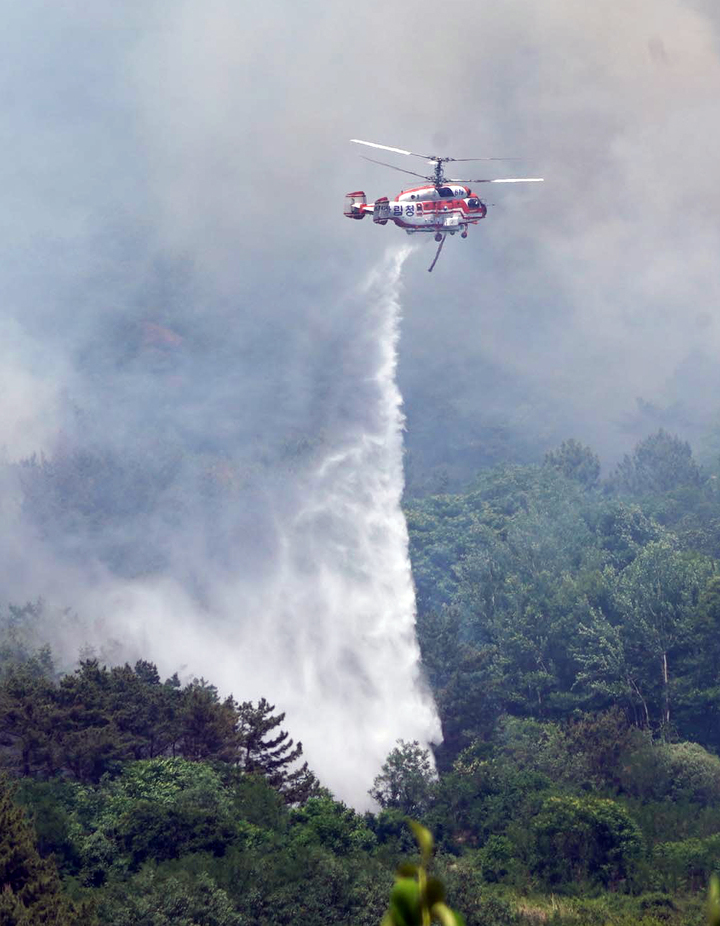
left=407, top=432, right=720, bottom=757
left=3, top=429, right=720, bottom=925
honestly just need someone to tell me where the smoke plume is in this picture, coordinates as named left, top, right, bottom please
left=3, top=0, right=720, bottom=801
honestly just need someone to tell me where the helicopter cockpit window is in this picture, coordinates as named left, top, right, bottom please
left=438, top=187, right=454, bottom=198
left=468, top=197, right=480, bottom=208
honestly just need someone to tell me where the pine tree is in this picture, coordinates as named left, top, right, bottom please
left=0, top=665, right=56, bottom=778
left=0, top=775, right=94, bottom=924
left=177, top=681, right=238, bottom=762
left=236, top=698, right=317, bottom=804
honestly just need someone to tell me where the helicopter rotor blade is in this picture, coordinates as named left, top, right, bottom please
left=352, top=139, right=420, bottom=157
left=351, top=139, right=523, bottom=163
left=360, top=155, right=432, bottom=181
left=446, top=157, right=523, bottom=162
left=448, top=177, right=544, bottom=183
left=352, top=138, right=453, bottom=163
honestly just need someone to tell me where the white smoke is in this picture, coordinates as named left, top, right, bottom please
left=0, top=0, right=444, bottom=806
left=18, top=244, right=439, bottom=807
left=204, top=243, right=440, bottom=804
left=13, top=0, right=720, bottom=807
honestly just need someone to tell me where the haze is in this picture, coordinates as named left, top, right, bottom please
left=0, top=0, right=718, bottom=804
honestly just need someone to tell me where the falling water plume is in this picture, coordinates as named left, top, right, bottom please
left=216, top=242, right=441, bottom=806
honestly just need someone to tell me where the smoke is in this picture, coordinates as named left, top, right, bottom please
left=394, top=0, right=720, bottom=479
left=3, top=233, right=439, bottom=805
left=3, top=0, right=720, bottom=800
left=0, top=0, right=444, bottom=801
left=167, top=243, right=441, bottom=805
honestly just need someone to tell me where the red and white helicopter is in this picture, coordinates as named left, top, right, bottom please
left=344, top=139, right=543, bottom=271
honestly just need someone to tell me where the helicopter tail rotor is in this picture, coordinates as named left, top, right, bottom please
left=344, top=191, right=367, bottom=219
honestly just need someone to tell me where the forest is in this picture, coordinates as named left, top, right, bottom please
left=4, top=428, right=720, bottom=925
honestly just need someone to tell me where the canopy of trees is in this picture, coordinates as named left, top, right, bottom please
left=3, top=429, right=720, bottom=925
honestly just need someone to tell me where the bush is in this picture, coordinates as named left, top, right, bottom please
left=72, top=758, right=244, bottom=883
left=653, top=834, right=720, bottom=892
left=290, top=794, right=377, bottom=855
left=478, top=835, right=518, bottom=883
left=99, top=867, right=242, bottom=926
left=621, top=739, right=720, bottom=805
left=531, top=796, right=643, bottom=889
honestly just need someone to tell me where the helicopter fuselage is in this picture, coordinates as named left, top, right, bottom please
left=346, top=137, right=542, bottom=269
left=344, top=184, right=487, bottom=234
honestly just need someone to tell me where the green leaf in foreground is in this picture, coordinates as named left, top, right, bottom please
left=382, top=821, right=463, bottom=926
left=708, top=874, right=720, bottom=926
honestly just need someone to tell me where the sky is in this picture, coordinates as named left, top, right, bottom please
left=1, top=0, right=719, bottom=802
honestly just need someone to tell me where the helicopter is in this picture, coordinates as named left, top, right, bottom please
left=344, top=139, right=543, bottom=271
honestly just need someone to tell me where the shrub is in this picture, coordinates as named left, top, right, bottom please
left=531, top=796, right=643, bottom=889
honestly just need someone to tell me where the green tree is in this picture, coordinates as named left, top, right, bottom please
left=589, top=502, right=663, bottom=569
left=575, top=611, right=651, bottom=726
left=70, top=758, right=241, bottom=885
left=176, top=681, right=238, bottom=762
left=616, top=541, right=712, bottom=727
left=369, top=741, right=436, bottom=817
left=654, top=833, right=720, bottom=891
left=237, top=698, right=316, bottom=803
left=610, top=429, right=703, bottom=495
left=0, top=665, right=56, bottom=777
left=0, top=775, right=93, bottom=925
left=673, top=575, right=720, bottom=749
left=100, top=867, right=242, bottom=926
left=12, top=778, right=81, bottom=878
left=290, top=793, right=377, bottom=855
left=53, top=660, right=135, bottom=783
left=619, top=739, right=720, bottom=805
left=562, top=708, right=635, bottom=790
left=101, top=661, right=181, bottom=760
left=576, top=541, right=713, bottom=730
left=544, top=439, right=601, bottom=489
left=0, top=602, right=56, bottom=679
left=428, top=745, right=550, bottom=852
left=417, top=609, right=503, bottom=767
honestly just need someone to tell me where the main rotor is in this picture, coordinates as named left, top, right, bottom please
left=426, top=156, right=453, bottom=188
left=350, top=138, right=543, bottom=189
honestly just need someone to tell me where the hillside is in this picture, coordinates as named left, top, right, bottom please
left=3, top=430, right=720, bottom=924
